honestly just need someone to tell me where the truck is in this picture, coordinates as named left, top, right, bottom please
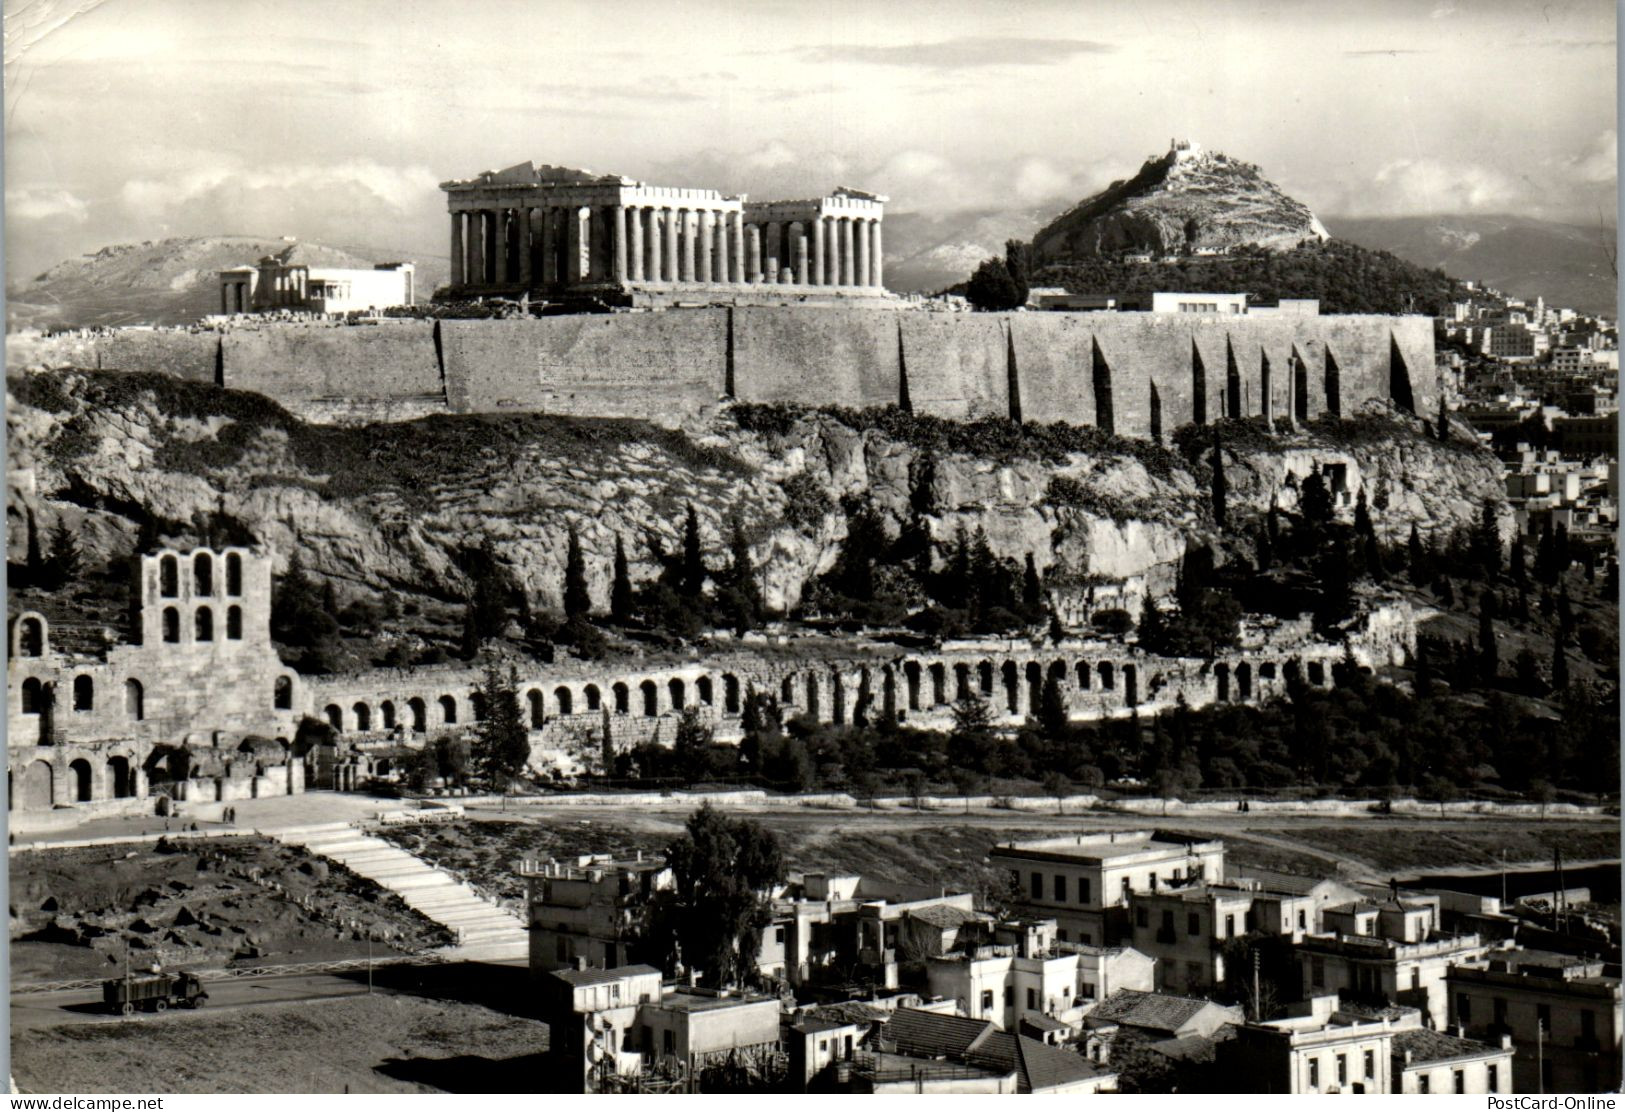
left=102, top=970, right=209, bottom=1015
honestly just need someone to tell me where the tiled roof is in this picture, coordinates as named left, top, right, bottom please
left=907, top=904, right=984, bottom=929
left=885, top=1008, right=994, bottom=1058
left=804, top=1001, right=891, bottom=1026
left=793, top=1016, right=856, bottom=1035
left=1393, top=1028, right=1505, bottom=1067
left=1020, top=1013, right=1071, bottom=1032
left=1087, top=990, right=1215, bottom=1034
left=1147, top=1026, right=1236, bottom=1064
left=970, top=1030, right=1109, bottom=1093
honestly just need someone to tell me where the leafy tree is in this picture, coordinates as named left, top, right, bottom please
left=673, top=707, right=715, bottom=784
left=965, top=254, right=1024, bottom=311
left=1042, top=770, right=1071, bottom=815
left=1300, top=467, right=1333, bottom=527
left=471, top=661, right=531, bottom=789
left=563, top=525, right=591, bottom=620
left=947, top=692, right=996, bottom=773
left=271, top=553, right=341, bottom=657
left=647, top=805, right=785, bottom=989
left=610, top=535, right=634, bottom=624
left=680, top=504, right=705, bottom=598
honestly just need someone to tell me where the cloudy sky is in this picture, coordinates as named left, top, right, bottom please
left=4, top=0, right=1616, bottom=282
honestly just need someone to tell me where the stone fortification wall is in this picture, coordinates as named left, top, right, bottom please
left=8, top=310, right=1437, bottom=437
left=222, top=322, right=440, bottom=400
left=439, top=312, right=727, bottom=425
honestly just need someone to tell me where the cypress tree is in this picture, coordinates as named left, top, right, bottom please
left=43, top=518, right=81, bottom=592
left=1509, top=535, right=1528, bottom=589
left=1354, top=487, right=1374, bottom=541
left=680, top=504, right=705, bottom=598
left=1557, top=584, right=1574, bottom=636
left=1478, top=590, right=1499, bottom=686
left=1038, top=673, right=1069, bottom=739
left=23, top=509, right=44, bottom=589
left=1437, top=392, right=1450, bottom=442
left=610, top=536, right=633, bottom=624
left=1407, top=523, right=1428, bottom=585
left=1021, top=554, right=1042, bottom=615
left=1473, top=500, right=1500, bottom=578
left=1210, top=430, right=1228, bottom=529
left=1535, top=519, right=1557, bottom=584
left=563, top=525, right=591, bottom=619
left=1554, top=522, right=1571, bottom=578
left=728, top=517, right=761, bottom=614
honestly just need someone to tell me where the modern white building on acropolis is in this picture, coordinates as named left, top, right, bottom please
left=439, top=161, right=888, bottom=305
left=218, top=242, right=416, bottom=315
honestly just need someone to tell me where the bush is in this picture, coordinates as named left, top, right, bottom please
left=1091, top=608, right=1134, bottom=636
left=781, top=471, right=831, bottom=533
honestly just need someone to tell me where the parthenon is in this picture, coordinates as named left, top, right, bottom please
left=440, top=162, right=888, bottom=304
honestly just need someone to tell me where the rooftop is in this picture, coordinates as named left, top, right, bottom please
left=1393, top=1028, right=1506, bottom=1067
left=651, top=989, right=777, bottom=1014
left=1086, top=990, right=1223, bottom=1034
left=549, top=963, right=661, bottom=988
left=993, top=831, right=1220, bottom=864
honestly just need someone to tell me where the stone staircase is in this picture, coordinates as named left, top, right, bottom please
left=273, top=822, right=529, bottom=962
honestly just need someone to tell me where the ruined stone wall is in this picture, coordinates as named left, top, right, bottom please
left=8, top=310, right=1437, bottom=437
left=222, top=322, right=441, bottom=400
left=439, top=312, right=727, bottom=425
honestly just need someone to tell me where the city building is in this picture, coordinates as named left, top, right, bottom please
left=1293, top=915, right=1489, bottom=1028
left=1391, top=1027, right=1514, bottom=1095
left=873, top=1007, right=1117, bottom=1094
left=1448, top=950, right=1622, bottom=1093
left=521, top=853, right=672, bottom=974
left=989, top=831, right=1225, bottom=946
left=1216, top=995, right=1406, bottom=1095
left=218, top=243, right=415, bottom=315
left=440, top=161, right=887, bottom=304
left=1082, top=988, right=1243, bottom=1067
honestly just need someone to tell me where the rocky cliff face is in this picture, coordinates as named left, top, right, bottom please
left=1031, top=142, right=1330, bottom=263
left=7, top=369, right=1503, bottom=621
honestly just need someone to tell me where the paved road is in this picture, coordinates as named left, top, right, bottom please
left=12, top=971, right=398, bottom=1031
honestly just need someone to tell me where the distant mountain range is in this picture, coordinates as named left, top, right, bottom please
left=7, top=237, right=448, bottom=330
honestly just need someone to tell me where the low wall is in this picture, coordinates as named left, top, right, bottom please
left=223, top=322, right=440, bottom=399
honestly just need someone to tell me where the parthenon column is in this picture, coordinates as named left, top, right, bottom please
left=450, top=212, right=465, bottom=286
left=613, top=206, right=628, bottom=283
left=714, top=214, right=730, bottom=283
left=539, top=207, right=556, bottom=284
left=747, top=224, right=767, bottom=282
left=468, top=211, right=486, bottom=286
left=517, top=208, right=533, bottom=287
left=697, top=211, right=714, bottom=283
left=495, top=210, right=512, bottom=284
left=628, top=207, right=644, bottom=282
left=791, top=222, right=808, bottom=285
left=646, top=209, right=663, bottom=282
left=854, top=219, right=868, bottom=291
left=811, top=217, right=825, bottom=287
left=870, top=221, right=884, bottom=288
left=839, top=218, right=853, bottom=286
left=682, top=211, right=699, bottom=282
left=664, top=208, right=680, bottom=282
left=565, top=207, right=584, bottom=284
left=763, top=222, right=780, bottom=284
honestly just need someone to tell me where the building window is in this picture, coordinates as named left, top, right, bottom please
left=226, top=606, right=242, bottom=640
left=1004, top=986, right=1013, bottom=1006
left=1054, top=875, right=1066, bottom=901
left=162, top=607, right=180, bottom=643
left=194, top=552, right=213, bottom=596
left=1297, top=909, right=1307, bottom=930
left=1458, top=994, right=1471, bottom=1023
left=1121, top=878, right=1131, bottom=904
left=1337, top=1054, right=1347, bottom=1085
left=1364, top=1050, right=1374, bottom=1078
left=274, top=675, right=292, bottom=709
left=1537, top=1004, right=1550, bottom=1033
left=1453, top=1069, right=1464, bottom=1094
left=226, top=552, right=243, bottom=595
left=1308, top=1059, right=1319, bottom=1090
left=1487, top=1065, right=1498, bottom=1093
left=1225, top=914, right=1236, bottom=938
left=1031, top=872, right=1043, bottom=899
left=195, top=606, right=213, bottom=642
left=1187, top=912, right=1200, bottom=936
left=981, top=990, right=993, bottom=1012
left=73, top=675, right=93, bottom=711
left=774, top=927, right=785, bottom=945
left=1080, top=878, right=1091, bottom=904
left=1411, top=967, right=1420, bottom=990
left=1026, top=988, right=1037, bottom=1010
left=20, top=677, right=43, bottom=714
left=1418, top=1075, right=1429, bottom=1094
left=1135, top=906, right=1149, bottom=928
left=160, top=555, right=178, bottom=598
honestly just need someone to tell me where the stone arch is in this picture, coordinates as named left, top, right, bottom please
left=73, top=674, right=94, bottom=711
left=832, top=672, right=847, bottom=726
left=470, top=692, right=486, bottom=721
left=226, top=552, right=243, bottom=595
left=438, top=694, right=458, bottom=724
left=1001, top=660, right=1020, bottom=713
left=1214, top=662, right=1230, bottom=702
left=1048, top=660, right=1068, bottom=685
left=1307, top=660, right=1326, bottom=687
left=160, top=554, right=179, bottom=598
left=903, top=661, right=922, bottom=711
left=780, top=675, right=796, bottom=706
left=226, top=606, right=243, bottom=640
left=274, top=675, right=293, bottom=710
left=1076, top=660, right=1091, bottom=690
left=954, top=662, right=972, bottom=701
left=882, top=666, right=897, bottom=718
left=804, top=673, right=821, bottom=720
left=584, top=684, right=602, bottom=712
left=978, top=660, right=994, bottom=697
left=528, top=690, right=545, bottom=728
left=353, top=703, right=372, bottom=731
left=853, top=668, right=872, bottom=726
left=325, top=704, right=344, bottom=731
left=126, top=678, right=144, bottom=720
left=108, top=755, right=133, bottom=798
left=21, top=760, right=53, bottom=810
left=17, top=615, right=44, bottom=657
left=641, top=680, right=659, bottom=717
left=409, top=697, right=428, bottom=732
left=723, top=674, right=741, bottom=715
left=1097, top=661, right=1115, bottom=691
left=163, top=607, right=180, bottom=643
left=69, top=758, right=93, bottom=803
left=380, top=700, right=397, bottom=730
left=695, top=676, right=713, bottom=707
left=668, top=678, right=685, bottom=712
left=612, top=683, right=630, bottom=715
left=195, top=606, right=214, bottom=642
left=556, top=686, right=574, bottom=716
left=1235, top=661, right=1252, bottom=702
left=1123, top=663, right=1139, bottom=707
left=929, top=662, right=947, bottom=707
left=194, top=552, right=214, bottom=597
left=21, top=676, right=43, bottom=714
left=1259, top=661, right=1277, bottom=681
left=1025, top=661, right=1043, bottom=710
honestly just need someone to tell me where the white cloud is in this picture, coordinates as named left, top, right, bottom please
left=6, top=186, right=89, bottom=224
left=1568, top=129, right=1618, bottom=185
left=742, top=139, right=797, bottom=171
left=1323, top=157, right=1527, bottom=217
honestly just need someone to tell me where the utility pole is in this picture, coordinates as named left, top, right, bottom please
left=1500, top=849, right=1507, bottom=910
left=1252, top=948, right=1262, bottom=1022
left=1537, top=1017, right=1545, bottom=1094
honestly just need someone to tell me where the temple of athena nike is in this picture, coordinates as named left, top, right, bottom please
left=441, top=162, right=888, bottom=305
